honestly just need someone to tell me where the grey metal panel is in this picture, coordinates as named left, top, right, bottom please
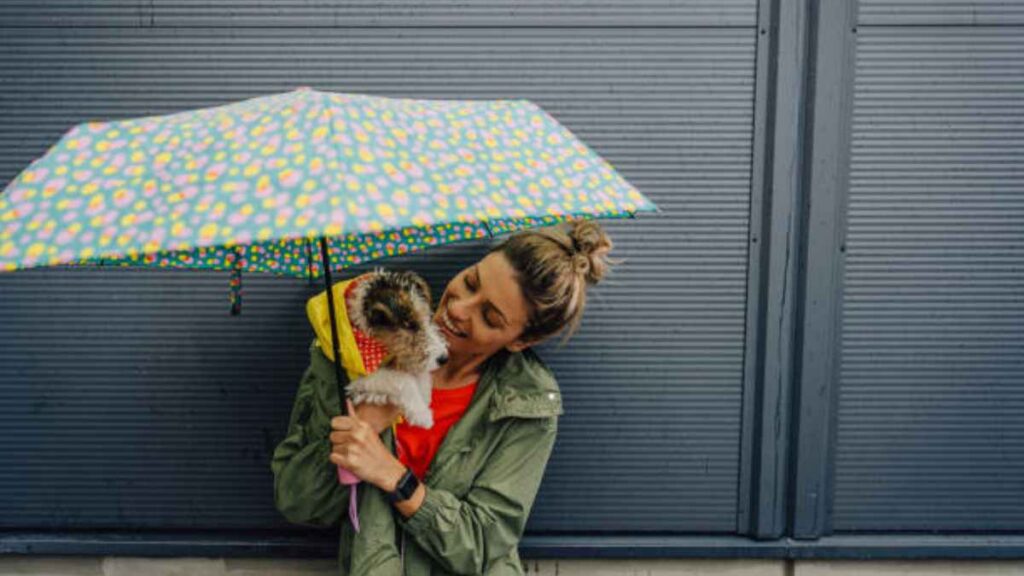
left=0, top=0, right=757, bottom=27
left=737, top=0, right=810, bottom=539
left=0, top=266, right=316, bottom=528
left=859, top=1, right=1024, bottom=25
left=791, top=0, right=858, bottom=539
left=0, top=27, right=757, bottom=532
left=834, top=27, right=1024, bottom=531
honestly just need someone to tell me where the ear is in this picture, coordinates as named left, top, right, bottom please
left=505, top=336, right=542, bottom=354
left=411, top=275, right=432, bottom=307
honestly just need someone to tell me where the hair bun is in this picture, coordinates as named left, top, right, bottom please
left=568, top=219, right=614, bottom=285
left=572, top=251, right=590, bottom=277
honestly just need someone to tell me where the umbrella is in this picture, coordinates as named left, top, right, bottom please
left=0, top=85, right=660, bottom=529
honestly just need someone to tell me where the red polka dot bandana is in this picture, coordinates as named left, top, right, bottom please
left=343, top=275, right=389, bottom=371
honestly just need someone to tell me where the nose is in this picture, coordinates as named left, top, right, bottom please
left=437, top=353, right=448, bottom=365
left=447, top=293, right=471, bottom=322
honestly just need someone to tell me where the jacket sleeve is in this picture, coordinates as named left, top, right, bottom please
left=270, top=357, right=350, bottom=528
left=397, top=415, right=558, bottom=575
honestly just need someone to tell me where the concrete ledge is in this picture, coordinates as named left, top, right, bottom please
left=0, top=557, right=1023, bottom=575
left=4, top=532, right=1024, bottom=559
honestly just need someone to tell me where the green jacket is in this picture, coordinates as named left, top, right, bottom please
left=271, top=340, right=564, bottom=576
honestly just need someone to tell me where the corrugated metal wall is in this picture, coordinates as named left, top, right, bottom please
left=833, top=1, right=1024, bottom=531
left=2, top=0, right=1023, bottom=557
left=0, top=0, right=758, bottom=537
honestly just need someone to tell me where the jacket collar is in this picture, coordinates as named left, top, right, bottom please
left=481, top=347, right=564, bottom=422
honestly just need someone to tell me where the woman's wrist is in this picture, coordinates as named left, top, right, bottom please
left=377, top=455, right=409, bottom=492
left=393, top=482, right=426, bottom=519
left=375, top=454, right=426, bottom=518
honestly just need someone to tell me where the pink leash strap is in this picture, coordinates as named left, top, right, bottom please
left=337, top=465, right=361, bottom=532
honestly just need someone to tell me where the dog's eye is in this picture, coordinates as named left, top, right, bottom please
left=368, top=307, right=393, bottom=327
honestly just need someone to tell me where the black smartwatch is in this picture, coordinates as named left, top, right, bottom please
left=388, top=466, right=421, bottom=504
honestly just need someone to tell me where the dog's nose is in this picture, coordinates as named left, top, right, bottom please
left=437, top=353, right=448, bottom=365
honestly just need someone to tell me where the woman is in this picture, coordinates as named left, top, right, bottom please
left=271, top=219, right=616, bottom=576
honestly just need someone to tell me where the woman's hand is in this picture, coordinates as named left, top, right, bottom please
left=348, top=398, right=402, bottom=434
left=329, top=398, right=406, bottom=489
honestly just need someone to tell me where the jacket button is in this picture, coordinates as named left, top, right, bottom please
left=548, top=393, right=556, bottom=400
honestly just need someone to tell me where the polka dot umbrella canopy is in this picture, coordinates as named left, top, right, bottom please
left=0, top=86, right=659, bottom=314
left=0, top=86, right=662, bottom=501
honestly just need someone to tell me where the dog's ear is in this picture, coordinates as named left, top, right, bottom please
left=410, top=274, right=432, bottom=306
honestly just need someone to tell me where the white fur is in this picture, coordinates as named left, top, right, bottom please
left=347, top=368, right=434, bottom=428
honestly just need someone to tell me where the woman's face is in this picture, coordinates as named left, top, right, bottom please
left=432, top=251, right=536, bottom=361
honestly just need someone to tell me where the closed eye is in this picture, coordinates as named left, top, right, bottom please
left=463, top=273, right=498, bottom=328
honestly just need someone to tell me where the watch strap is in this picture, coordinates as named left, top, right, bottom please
left=388, top=467, right=420, bottom=504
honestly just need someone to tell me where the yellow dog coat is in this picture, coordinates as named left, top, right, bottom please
left=306, top=273, right=393, bottom=383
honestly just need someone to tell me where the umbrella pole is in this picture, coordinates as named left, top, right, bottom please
left=318, top=237, right=349, bottom=417
left=319, top=237, right=362, bottom=536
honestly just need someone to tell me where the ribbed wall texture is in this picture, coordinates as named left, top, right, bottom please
left=836, top=27, right=1024, bottom=530
left=0, top=0, right=756, bottom=27
left=859, top=0, right=1024, bottom=25
left=0, top=8, right=757, bottom=534
left=0, top=266, right=316, bottom=528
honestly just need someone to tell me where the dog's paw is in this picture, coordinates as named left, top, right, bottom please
left=346, top=391, right=367, bottom=405
left=365, top=392, right=394, bottom=405
left=404, top=404, right=434, bottom=429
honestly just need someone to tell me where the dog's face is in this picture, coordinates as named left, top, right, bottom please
left=349, top=268, right=448, bottom=373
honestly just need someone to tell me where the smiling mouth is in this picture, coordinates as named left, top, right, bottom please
left=439, top=323, right=463, bottom=339
left=437, top=301, right=468, bottom=338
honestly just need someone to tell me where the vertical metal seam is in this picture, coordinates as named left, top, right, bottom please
left=790, top=0, right=858, bottom=540
left=740, top=0, right=812, bottom=540
left=738, top=0, right=776, bottom=538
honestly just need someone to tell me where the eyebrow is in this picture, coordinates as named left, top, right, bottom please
left=474, top=265, right=509, bottom=326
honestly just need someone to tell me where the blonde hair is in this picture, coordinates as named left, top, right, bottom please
left=488, top=217, right=620, bottom=347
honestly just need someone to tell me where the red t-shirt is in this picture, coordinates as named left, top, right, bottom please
left=395, top=379, right=478, bottom=481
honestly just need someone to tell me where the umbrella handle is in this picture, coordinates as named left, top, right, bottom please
left=337, top=465, right=362, bottom=532
left=337, top=465, right=360, bottom=485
